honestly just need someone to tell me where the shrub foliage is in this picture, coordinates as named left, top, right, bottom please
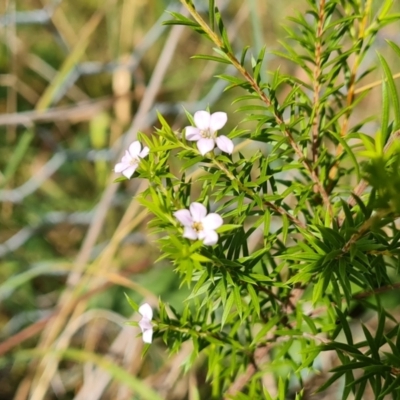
left=124, top=0, right=400, bottom=398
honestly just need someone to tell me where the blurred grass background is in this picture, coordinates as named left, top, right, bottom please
left=0, top=0, right=400, bottom=399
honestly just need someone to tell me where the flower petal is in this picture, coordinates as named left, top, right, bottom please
left=216, top=135, right=234, bottom=154
left=174, top=209, right=193, bottom=227
left=202, top=213, right=223, bottom=230
left=197, top=138, right=215, bottom=155
left=202, top=230, right=219, bottom=246
left=139, top=146, right=150, bottom=159
left=139, top=303, right=153, bottom=320
left=197, top=230, right=206, bottom=240
left=122, top=165, right=137, bottom=178
left=183, top=226, right=198, bottom=240
left=209, top=112, right=227, bottom=132
left=142, top=327, right=153, bottom=343
left=121, top=151, right=132, bottom=163
left=194, top=110, right=211, bottom=130
left=114, top=162, right=128, bottom=173
left=139, top=318, right=152, bottom=331
left=128, top=141, right=141, bottom=157
left=185, top=126, right=202, bottom=141
left=190, top=202, right=207, bottom=222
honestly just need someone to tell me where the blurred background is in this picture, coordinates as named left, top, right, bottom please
left=0, top=0, right=399, bottom=399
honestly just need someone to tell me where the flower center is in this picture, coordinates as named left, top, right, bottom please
left=200, top=128, right=213, bottom=139
left=129, top=157, right=139, bottom=166
left=192, top=221, right=203, bottom=232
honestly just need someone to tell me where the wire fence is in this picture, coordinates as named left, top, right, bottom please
left=0, top=0, right=239, bottom=259
left=0, top=1, right=251, bottom=398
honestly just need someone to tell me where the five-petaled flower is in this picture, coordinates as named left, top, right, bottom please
left=138, top=303, right=153, bottom=344
left=174, top=202, right=223, bottom=246
left=185, top=110, right=234, bottom=156
left=114, top=141, right=149, bottom=179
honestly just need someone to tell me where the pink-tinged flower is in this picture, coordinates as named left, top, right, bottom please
left=174, top=202, right=223, bottom=246
left=114, top=141, right=149, bottom=179
left=185, top=111, right=234, bottom=156
left=138, top=303, right=153, bottom=344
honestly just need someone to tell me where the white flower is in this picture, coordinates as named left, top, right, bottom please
left=174, top=202, right=223, bottom=246
left=138, top=303, right=153, bottom=344
left=114, top=141, right=149, bottom=179
left=185, top=110, right=234, bottom=156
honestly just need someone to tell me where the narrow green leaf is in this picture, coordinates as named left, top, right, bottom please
left=215, top=7, right=233, bottom=53
left=387, top=40, right=400, bottom=59
left=316, top=371, right=346, bottom=393
left=216, top=224, right=242, bottom=233
left=191, top=54, right=230, bottom=64
left=190, top=253, right=212, bottom=263
left=233, top=285, right=243, bottom=319
left=354, top=377, right=368, bottom=400
left=264, top=209, right=271, bottom=237
left=380, top=80, right=390, bottom=147
left=329, top=129, right=360, bottom=180
left=240, top=45, right=250, bottom=66
left=379, top=375, right=400, bottom=398
left=124, top=293, right=139, bottom=312
left=247, top=284, right=260, bottom=316
left=361, top=324, right=379, bottom=360
left=252, top=316, right=280, bottom=345
left=282, top=214, right=289, bottom=244
left=221, top=292, right=235, bottom=328
left=312, top=271, right=329, bottom=305
left=378, top=53, right=400, bottom=129
left=209, top=0, right=215, bottom=31
left=335, top=307, right=353, bottom=346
